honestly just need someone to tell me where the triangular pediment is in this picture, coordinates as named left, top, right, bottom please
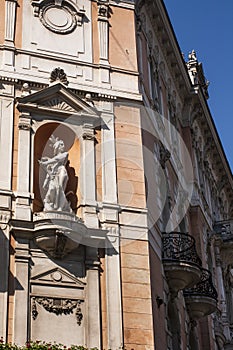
left=31, top=267, right=85, bottom=288
left=17, top=82, right=99, bottom=120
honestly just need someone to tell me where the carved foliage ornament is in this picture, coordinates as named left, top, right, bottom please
left=32, top=297, right=83, bottom=325
left=31, top=0, right=85, bottom=34
left=50, top=67, right=69, bottom=85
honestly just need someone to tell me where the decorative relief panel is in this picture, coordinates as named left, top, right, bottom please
left=31, top=0, right=85, bottom=34
left=32, top=297, right=83, bottom=325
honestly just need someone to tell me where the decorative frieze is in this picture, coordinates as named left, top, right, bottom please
left=32, top=297, right=83, bottom=325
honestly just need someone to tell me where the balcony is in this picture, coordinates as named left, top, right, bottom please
left=184, top=268, right=218, bottom=320
left=162, top=232, right=202, bottom=293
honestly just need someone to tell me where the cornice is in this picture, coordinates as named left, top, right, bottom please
left=137, top=0, right=192, bottom=101
left=0, top=46, right=139, bottom=76
left=92, top=0, right=135, bottom=10
left=0, top=72, right=142, bottom=102
left=192, top=88, right=233, bottom=193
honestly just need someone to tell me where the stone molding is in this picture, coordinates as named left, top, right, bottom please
left=16, top=82, right=100, bottom=121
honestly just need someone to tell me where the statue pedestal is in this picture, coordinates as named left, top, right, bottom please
left=33, top=211, right=107, bottom=258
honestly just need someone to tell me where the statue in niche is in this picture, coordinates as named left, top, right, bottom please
left=39, top=136, right=72, bottom=212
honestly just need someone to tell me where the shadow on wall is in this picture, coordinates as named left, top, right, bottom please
left=0, top=229, right=24, bottom=293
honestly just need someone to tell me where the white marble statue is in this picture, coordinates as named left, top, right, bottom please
left=39, top=136, right=72, bottom=212
left=188, top=49, right=197, bottom=61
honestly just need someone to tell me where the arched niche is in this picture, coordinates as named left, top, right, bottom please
left=33, top=122, right=80, bottom=214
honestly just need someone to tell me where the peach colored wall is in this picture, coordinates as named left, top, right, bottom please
left=115, top=104, right=146, bottom=208
left=121, top=239, right=154, bottom=349
left=67, top=137, right=80, bottom=213
left=0, top=0, right=4, bottom=44
left=109, top=7, right=137, bottom=72
left=15, top=0, right=23, bottom=48
left=149, top=244, right=167, bottom=350
left=91, top=2, right=99, bottom=64
left=12, top=107, right=19, bottom=191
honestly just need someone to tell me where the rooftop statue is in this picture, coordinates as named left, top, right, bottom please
left=39, top=136, right=72, bottom=212
left=188, top=49, right=197, bottom=61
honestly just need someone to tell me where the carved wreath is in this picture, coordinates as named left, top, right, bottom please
left=32, top=297, right=83, bottom=325
left=31, top=0, right=85, bottom=34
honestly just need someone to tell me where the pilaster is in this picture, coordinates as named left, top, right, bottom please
left=0, top=213, right=10, bottom=339
left=99, top=100, right=123, bottom=348
left=101, top=101, right=117, bottom=204
left=104, top=225, right=123, bottom=349
left=3, top=0, right=17, bottom=69
left=15, top=112, right=32, bottom=221
left=215, top=242, right=228, bottom=320
left=97, top=0, right=110, bottom=84
left=85, top=247, right=101, bottom=349
left=0, top=95, right=14, bottom=190
left=14, top=238, right=31, bottom=345
left=80, top=123, right=98, bottom=227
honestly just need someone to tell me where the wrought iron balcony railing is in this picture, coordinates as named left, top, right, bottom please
left=183, top=268, right=218, bottom=300
left=162, top=232, right=202, bottom=267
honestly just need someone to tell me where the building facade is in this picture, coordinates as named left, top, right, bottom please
left=0, top=0, right=232, bottom=349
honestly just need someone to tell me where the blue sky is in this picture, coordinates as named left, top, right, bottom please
left=163, top=0, right=233, bottom=172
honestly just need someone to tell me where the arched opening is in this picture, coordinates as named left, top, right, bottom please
left=33, top=122, right=80, bottom=213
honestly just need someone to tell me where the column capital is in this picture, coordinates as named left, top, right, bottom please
left=18, top=113, right=31, bottom=130
left=82, top=124, right=95, bottom=141
left=97, top=0, right=110, bottom=21
left=0, top=210, right=11, bottom=230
